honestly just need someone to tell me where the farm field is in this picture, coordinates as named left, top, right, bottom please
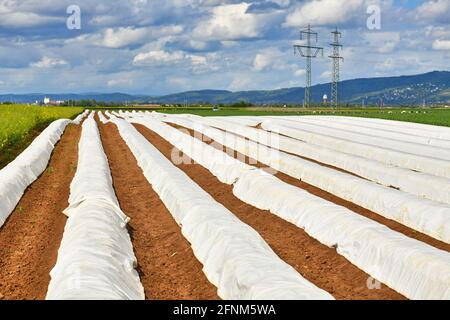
left=0, top=105, right=83, bottom=169
left=95, top=107, right=450, bottom=127
left=0, top=109, right=449, bottom=300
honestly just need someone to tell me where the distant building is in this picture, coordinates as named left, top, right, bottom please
left=323, top=94, right=328, bottom=104
left=43, top=97, right=64, bottom=106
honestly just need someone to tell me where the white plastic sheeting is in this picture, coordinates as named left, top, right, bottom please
left=111, top=111, right=123, bottom=118
left=260, top=119, right=450, bottom=179
left=72, top=110, right=90, bottom=125
left=173, top=115, right=450, bottom=205
left=327, top=116, right=450, bottom=140
left=104, top=110, right=115, bottom=120
left=130, top=116, right=450, bottom=300
left=112, top=118, right=334, bottom=300
left=293, top=116, right=450, bottom=149
left=0, top=119, right=71, bottom=228
left=97, top=111, right=108, bottom=124
left=152, top=114, right=450, bottom=244
left=264, top=117, right=450, bottom=160
left=46, top=118, right=144, bottom=300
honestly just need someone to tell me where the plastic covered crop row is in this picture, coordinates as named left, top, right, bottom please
left=46, top=118, right=144, bottom=300
left=0, top=119, right=71, bottom=228
left=177, top=115, right=450, bottom=205
left=260, top=120, right=450, bottom=179
left=154, top=114, right=450, bottom=243
left=294, top=116, right=450, bottom=149
left=130, top=115, right=450, bottom=300
left=72, top=110, right=90, bottom=125
left=112, top=118, right=334, bottom=300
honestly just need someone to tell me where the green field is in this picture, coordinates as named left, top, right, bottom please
left=153, top=107, right=450, bottom=127
left=0, top=105, right=83, bottom=168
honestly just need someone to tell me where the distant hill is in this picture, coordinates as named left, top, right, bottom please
left=0, top=93, right=148, bottom=104
left=1, top=71, right=449, bottom=105
left=153, top=71, right=450, bottom=105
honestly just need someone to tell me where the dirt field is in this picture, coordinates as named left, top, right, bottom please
left=1, top=111, right=447, bottom=300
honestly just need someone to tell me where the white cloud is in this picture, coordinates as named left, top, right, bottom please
left=294, top=69, right=306, bottom=77
left=229, top=75, right=252, bottom=91
left=375, top=58, right=396, bottom=70
left=364, top=32, right=400, bottom=53
left=284, top=0, right=364, bottom=27
left=320, top=71, right=332, bottom=79
left=253, top=52, right=273, bottom=71
left=133, top=49, right=210, bottom=68
left=193, top=3, right=278, bottom=40
left=68, top=25, right=183, bottom=49
left=415, top=0, right=450, bottom=22
left=270, top=0, right=291, bottom=8
left=31, top=56, right=68, bottom=68
left=133, top=50, right=185, bottom=65
left=189, top=54, right=208, bottom=65
left=425, top=26, right=450, bottom=38
left=432, top=40, right=450, bottom=50
left=90, top=15, right=121, bottom=26
left=221, top=40, right=238, bottom=48
left=107, top=78, right=134, bottom=87
left=253, top=48, right=291, bottom=72
left=0, top=11, right=62, bottom=28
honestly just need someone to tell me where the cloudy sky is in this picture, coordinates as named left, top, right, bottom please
left=0, top=0, right=449, bottom=95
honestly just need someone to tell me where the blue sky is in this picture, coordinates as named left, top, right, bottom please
left=0, top=0, right=449, bottom=95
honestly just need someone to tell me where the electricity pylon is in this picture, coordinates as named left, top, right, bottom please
left=294, top=25, right=323, bottom=108
left=329, top=27, right=343, bottom=109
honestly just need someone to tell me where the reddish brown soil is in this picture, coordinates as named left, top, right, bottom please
left=98, top=121, right=219, bottom=300
left=0, top=124, right=80, bottom=300
left=173, top=124, right=450, bottom=253
left=133, top=123, right=406, bottom=300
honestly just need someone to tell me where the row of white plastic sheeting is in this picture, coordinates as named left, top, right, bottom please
left=263, top=117, right=450, bottom=161
left=46, top=118, right=144, bottom=300
left=260, top=119, right=450, bottom=179
left=0, top=119, right=71, bottom=228
left=129, top=115, right=450, bottom=300
left=178, top=115, right=450, bottom=205
left=111, top=111, right=122, bottom=118
left=328, top=116, right=450, bottom=140
left=152, top=113, right=450, bottom=244
left=72, top=110, right=90, bottom=125
left=97, top=111, right=108, bottom=124
left=292, top=116, right=450, bottom=149
left=112, top=117, right=334, bottom=300
left=104, top=110, right=116, bottom=120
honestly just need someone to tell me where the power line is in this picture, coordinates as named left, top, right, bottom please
left=294, top=24, right=323, bottom=107
left=329, top=27, right=343, bottom=109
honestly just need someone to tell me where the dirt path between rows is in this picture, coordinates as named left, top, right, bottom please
left=133, top=123, right=405, bottom=300
left=0, top=124, right=80, bottom=300
left=171, top=123, right=450, bottom=253
left=98, top=121, right=219, bottom=300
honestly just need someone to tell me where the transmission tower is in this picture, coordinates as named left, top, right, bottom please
left=294, top=25, right=323, bottom=108
left=329, top=27, right=343, bottom=109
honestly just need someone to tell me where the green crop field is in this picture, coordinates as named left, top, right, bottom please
left=0, top=105, right=83, bottom=168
